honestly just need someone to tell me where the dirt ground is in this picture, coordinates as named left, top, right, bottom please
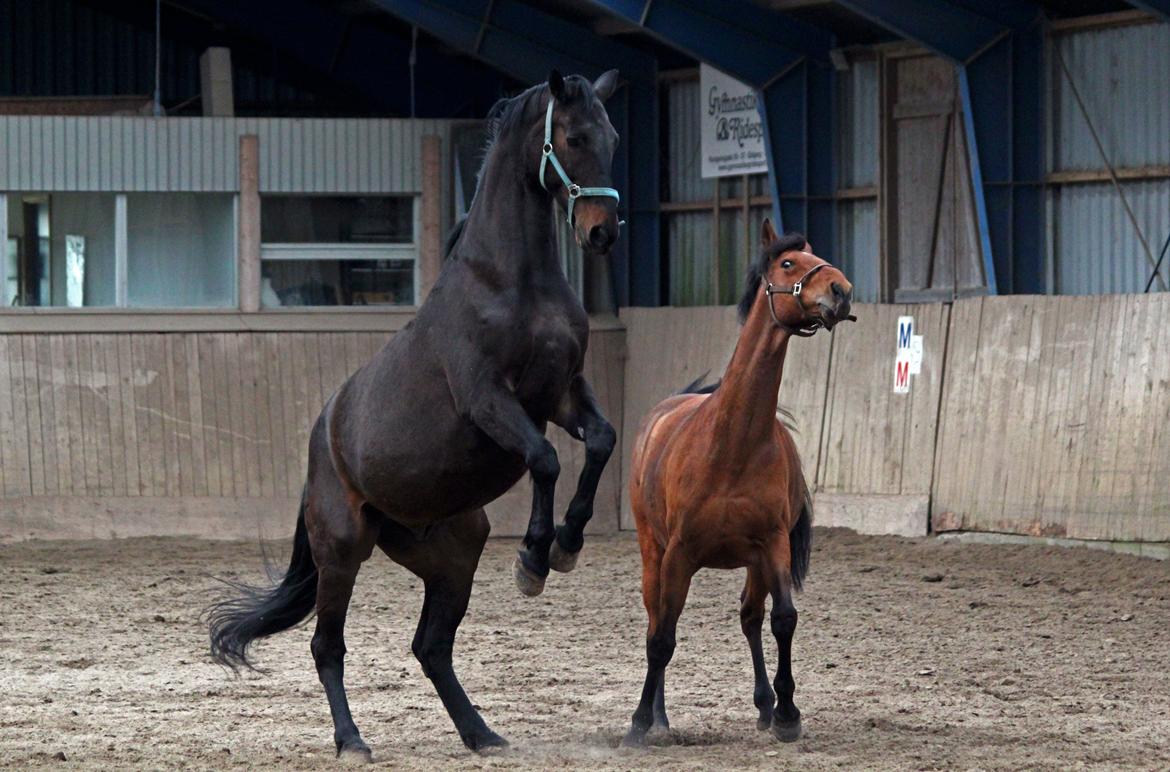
left=2, top=529, right=1169, bottom=770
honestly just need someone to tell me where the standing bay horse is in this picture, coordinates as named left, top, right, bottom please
left=624, top=221, right=854, bottom=746
left=207, top=70, right=622, bottom=759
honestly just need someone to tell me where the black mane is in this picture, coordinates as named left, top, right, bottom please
left=736, top=231, right=809, bottom=323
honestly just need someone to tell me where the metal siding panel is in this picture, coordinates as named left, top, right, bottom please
left=666, top=78, right=708, bottom=203
left=838, top=198, right=880, bottom=302
left=839, top=59, right=879, bottom=188
left=1053, top=180, right=1170, bottom=294
left=1053, top=22, right=1170, bottom=171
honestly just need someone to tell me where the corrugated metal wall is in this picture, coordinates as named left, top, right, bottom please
left=0, top=0, right=319, bottom=111
left=837, top=60, right=879, bottom=302
left=0, top=116, right=452, bottom=194
left=1050, top=19, right=1170, bottom=294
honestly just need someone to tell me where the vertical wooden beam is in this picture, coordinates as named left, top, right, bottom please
left=238, top=135, right=261, bottom=313
left=419, top=134, right=442, bottom=304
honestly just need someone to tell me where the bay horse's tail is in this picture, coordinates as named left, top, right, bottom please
left=789, top=486, right=813, bottom=591
left=207, top=491, right=318, bottom=670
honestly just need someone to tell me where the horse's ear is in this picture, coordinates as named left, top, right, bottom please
left=760, top=218, right=778, bottom=247
left=548, top=70, right=567, bottom=102
left=593, top=69, right=619, bottom=102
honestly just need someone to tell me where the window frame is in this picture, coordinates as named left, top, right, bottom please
left=259, top=194, right=421, bottom=309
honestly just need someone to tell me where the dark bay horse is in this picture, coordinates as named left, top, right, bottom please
left=624, top=221, right=854, bottom=746
left=207, top=70, right=622, bottom=759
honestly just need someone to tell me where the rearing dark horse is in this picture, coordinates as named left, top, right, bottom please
left=207, top=70, right=622, bottom=759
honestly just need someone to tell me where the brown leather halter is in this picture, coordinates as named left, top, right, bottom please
left=764, top=262, right=833, bottom=337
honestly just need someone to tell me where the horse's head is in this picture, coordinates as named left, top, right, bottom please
left=535, top=69, right=622, bottom=255
left=742, top=218, right=854, bottom=335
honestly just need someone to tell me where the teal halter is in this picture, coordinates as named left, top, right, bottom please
left=539, top=97, right=621, bottom=227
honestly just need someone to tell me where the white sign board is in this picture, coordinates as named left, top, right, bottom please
left=894, top=316, right=924, bottom=394
left=700, top=63, right=768, bottom=179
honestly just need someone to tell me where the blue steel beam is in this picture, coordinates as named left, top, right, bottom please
left=834, top=0, right=1009, bottom=62
left=168, top=0, right=507, bottom=114
left=368, top=0, right=661, bottom=305
left=1127, top=1, right=1170, bottom=21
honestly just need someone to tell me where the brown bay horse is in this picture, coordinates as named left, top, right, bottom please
left=624, top=221, right=854, bottom=746
left=206, top=70, right=623, bottom=759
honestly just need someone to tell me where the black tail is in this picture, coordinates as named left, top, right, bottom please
left=789, top=487, right=813, bottom=591
left=207, top=495, right=318, bottom=671
left=679, top=372, right=721, bottom=395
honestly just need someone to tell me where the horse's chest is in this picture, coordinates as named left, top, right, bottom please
left=511, top=324, right=583, bottom=409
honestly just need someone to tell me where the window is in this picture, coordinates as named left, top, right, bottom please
left=260, top=196, right=418, bottom=307
left=126, top=193, right=236, bottom=307
left=3, top=193, right=117, bottom=307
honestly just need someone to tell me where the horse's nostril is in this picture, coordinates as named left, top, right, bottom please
left=831, top=281, right=847, bottom=300
left=589, top=224, right=614, bottom=250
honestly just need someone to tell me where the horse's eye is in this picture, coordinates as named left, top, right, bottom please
left=781, top=260, right=793, bottom=269
left=567, top=135, right=585, bottom=149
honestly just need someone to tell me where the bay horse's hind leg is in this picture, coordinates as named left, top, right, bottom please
left=766, top=538, right=801, bottom=742
left=741, top=567, right=776, bottom=730
left=377, top=508, right=507, bottom=752
left=549, top=375, right=616, bottom=573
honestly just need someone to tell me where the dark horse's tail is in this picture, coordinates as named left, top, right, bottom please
left=678, top=374, right=812, bottom=590
left=207, top=492, right=318, bottom=670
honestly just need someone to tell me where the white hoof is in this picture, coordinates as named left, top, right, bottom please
left=548, top=540, right=580, bottom=573
left=512, top=557, right=546, bottom=597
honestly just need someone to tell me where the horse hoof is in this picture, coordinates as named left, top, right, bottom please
left=337, top=740, right=372, bottom=764
left=772, top=716, right=802, bottom=743
left=513, top=557, right=546, bottom=597
left=465, top=730, right=509, bottom=753
left=621, top=728, right=648, bottom=748
left=548, top=540, right=580, bottom=573
left=757, top=716, right=772, bottom=731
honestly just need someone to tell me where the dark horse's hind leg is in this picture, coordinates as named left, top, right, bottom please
left=377, top=509, right=507, bottom=751
left=549, top=375, right=616, bottom=573
left=307, top=501, right=378, bottom=760
left=741, top=567, right=776, bottom=730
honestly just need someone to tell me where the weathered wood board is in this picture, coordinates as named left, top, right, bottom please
left=814, top=302, right=949, bottom=536
left=933, top=295, right=1170, bottom=542
left=0, top=322, right=626, bottom=541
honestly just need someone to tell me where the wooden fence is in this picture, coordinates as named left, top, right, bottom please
left=0, top=319, right=625, bottom=541
left=2, top=295, right=1167, bottom=546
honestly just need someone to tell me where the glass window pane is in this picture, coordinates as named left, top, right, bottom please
left=4, top=193, right=116, bottom=307
left=126, top=193, right=236, bottom=308
left=262, top=259, right=414, bottom=307
left=262, top=196, right=413, bottom=244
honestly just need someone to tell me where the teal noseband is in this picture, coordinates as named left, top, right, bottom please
left=539, top=97, right=621, bottom=228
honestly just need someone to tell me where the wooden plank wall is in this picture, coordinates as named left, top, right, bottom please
left=816, top=303, right=949, bottom=535
left=618, top=306, right=832, bottom=530
left=0, top=325, right=626, bottom=542
left=933, top=295, right=1170, bottom=542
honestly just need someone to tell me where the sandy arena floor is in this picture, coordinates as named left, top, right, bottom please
left=1, top=528, right=1168, bottom=770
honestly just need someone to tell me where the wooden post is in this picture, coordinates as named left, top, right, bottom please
left=238, top=135, right=261, bottom=312
left=419, top=135, right=442, bottom=304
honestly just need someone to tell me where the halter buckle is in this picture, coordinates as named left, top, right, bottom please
left=542, top=142, right=553, bottom=156
left=792, top=281, right=803, bottom=296
left=568, top=183, right=581, bottom=198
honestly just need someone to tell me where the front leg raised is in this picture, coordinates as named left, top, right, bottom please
left=550, top=375, right=615, bottom=572
left=466, top=388, right=560, bottom=596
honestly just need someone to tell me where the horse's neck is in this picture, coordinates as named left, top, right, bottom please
left=706, top=289, right=792, bottom=454
left=461, top=139, right=560, bottom=278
